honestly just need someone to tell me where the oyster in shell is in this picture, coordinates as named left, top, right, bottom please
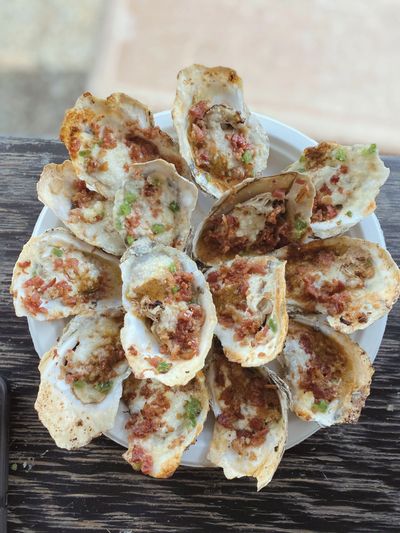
left=286, top=142, right=389, bottom=239
left=276, top=236, right=400, bottom=333
left=120, top=240, right=217, bottom=386
left=11, top=228, right=121, bottom=320
left=173, top=64, right=269, bottom=197
left=37, top=161, right=125, bottom=256
left=279, top=315, right=374, bottom=426
left=193, top=172, right=315, bottom=265
left=122, top=372, right=208, bottom=478
left=206, top=255, right=287, bottom=366
left=60, top=92, right=190, bottom=198
left=207, top=343, right=288, bottom=490
left=34, top=313, right=130, bottom=449
left=113, top=159, right=197, bottom=249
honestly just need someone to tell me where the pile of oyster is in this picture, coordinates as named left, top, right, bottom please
left=11, top=65, right=400, bottom=490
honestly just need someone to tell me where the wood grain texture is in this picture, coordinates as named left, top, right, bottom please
left=0, top=137, right=399, bottom=533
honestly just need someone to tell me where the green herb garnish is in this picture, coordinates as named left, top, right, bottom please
left=268, top=317, right=277, bottom=333
left=299, top=154, right=307, bottom=163
left=115, top=219, right=123, bottom=231
left=118, top=202, right=131, bottom=217
left=52, top=247, right=63, bottom=257
left=294, top=218, right=308, bottom=238
left=156, top=361, right=171, bottom=374
left=361, top=143, right=377, bottom=156
left=171, top=285, right=180, bottom=294
left=79, top=150, right=91, bottom=158
left=126, top=235, right=135, bottom=246
left=296, top=167, right=305, bottom=173
left=94, top=381, right=113, bottom=394
left=184, top=397, right=202, bottom=428
left=125, top=192, right=137, bottom=204
left=73, top=380, right=85, bottom=389
left=346, top=210, right=353, bottom=217
left=169, top=201, right=180, bottom=213
left=152, top=223, right=165, bottom=234
left=335, top=147, right=347, bottom=162
left=10, top=463, right=18, bottom=472
left=313, top=399, right=329, bottom=413
left=168, top=263, right=177, bottom=273
left=242, top=150, right=253, bottom=164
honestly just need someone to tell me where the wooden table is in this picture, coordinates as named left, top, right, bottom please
left=1, top=138, right=399, bottom=532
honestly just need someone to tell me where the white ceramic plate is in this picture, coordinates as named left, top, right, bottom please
left=28, top=111, right=387, bottom=467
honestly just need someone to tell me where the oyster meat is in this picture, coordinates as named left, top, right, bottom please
left=286, top=142, right=389, bottom=239
left=206, top=255, right=287, bottom=366
left=113, top=159, right=197, bottom=249
left=120, top=240, right=217, bottom=386
left=279, top=316, right=374, bottom=426
left=173, top=64, right=269, bottom=197
left=35, top=313, right=130, bottom=449
left=122, top=371, right=208, bottom=478
left=11, top=228, right=121, bottom=320
left=193, top=172, right=315, bottom=265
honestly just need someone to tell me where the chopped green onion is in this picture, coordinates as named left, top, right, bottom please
left=296, top=167, right=305, bottom=173
left=115, top=219, right=123, bottom=231
left=169, top=200, right=180, bottom=213
left=361, top=143, right=377, bottom=155
left=79, top=150, right=91, bottom=158
left=184, top=397, right=202, bottom=428
left=73, top=380, right=85, bottom=389
left=10, top=463, right=18, bottom=472
left=335, top=147, right=347, bottom=162
left=126, top=235, right=135, bottom=246
left=152, top=223, right=165, bottom=234
left=125, top=192, right=137, bottom=204
left=118, top=202, right=131, bottom=217
left=171, top=285, right=180, bottom=294
left=94, top=381, right=113, bottom=394
left=295, top=218, right=308, bottom=232
left=52, top=247, right=63, bottom=257
left=299, top=154, right=307, bottom=163
left=168, top=263, right=177, bottom=273
left=268, top=317, right=277, bottom=333
left=242, top=150, right=253, bottom=164
left=156, top=361, right=171, bottom=374
left=346, top=210, right=353, bottom=217
left=313, top=399, right=329, bottom=413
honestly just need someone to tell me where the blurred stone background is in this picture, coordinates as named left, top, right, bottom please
left=1, top=0, right=399, bottom=153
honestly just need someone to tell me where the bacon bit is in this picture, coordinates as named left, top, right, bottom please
left=128, top=346, right=138, bottom=357
left=234, top=319, right=261, bottom=341
left=127, top=445, right=153, bottom=474
left=98, top=161, right=109, bottom=172
left=230, top=133, right=249, bottom=152
left=69, top=136, right=81, bottom=157
left=101, top=126, right=117, bottom=149
left=86, top=158, right=99, bottom=174
left=17, top=260, right=31, bottom=273
left=295, top=178, right=306, bottom=185
left=23, top=276, right=44, bottom=289
left=319, top=183, right=332, bottom=195
left=123, top=163, right=130, bottom=172
left=303, top=276, right=349, bottom=315
left=64, top=257, right=80, bottom=275
left=272, top=188, right=286, bottom=199
left=126, top=135, right=159, bottom=163
left=191, top=123, right=205, bottom=144
left=330, top=174, right=340, bottom=185
left=22, top=292, right=47, bottom=315
left=172, top=272, right=194, bottom=302
left=53, top=258, right=64, bottom=270
left=147, top=356, right=163, bottom=369
left=188, top=100, right=208, bottom=120
left=125, top=212, right=140, bottom=234
left=340, top=164, right=348, bottom=174
left=143, top=180, right=158, bottom=197
left=161, top=304, right=205, bottom=360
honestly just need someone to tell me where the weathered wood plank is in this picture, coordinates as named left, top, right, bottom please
left=1, top=137, right=399, bottom=533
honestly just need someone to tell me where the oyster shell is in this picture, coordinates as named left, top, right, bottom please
left=193, top=172, right=315, bottom=265
left=286, top=142, right=389, bottom=238
left=34, top=313, right=130, bottom=449
left=60, top=92, right=190, bottom=198
left=173, top=64, right=269, bottom=198
left=113, top=159, right=197, bottom=249
left=205, top=255, right=288, bottom=366
left=122, top=371, right=209, bottom=478
left=207, top=343, right=288, bottom=490
left=276, top=236, right=400, bottom=333
left=120, top=240, right=217, bottom=386
left=279, top=315, right=374, bottom=426
left=37, top=161, right=125, bottom=256
left=11, top=227, right=121, bottom=320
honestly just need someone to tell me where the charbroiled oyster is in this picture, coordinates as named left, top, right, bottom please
left=279, top=316, right=374, bottom=426
left=120, top=240, right=217, bottom=386
left=122, top=372, right=208, bottom=478
left=35, top=314, right=130, bottom=449
left=207, top=344, right=288, bottom=490
left=276, top=236, right=400, bottom=333
left=113, top=159, right=197, bottom=249
left=206, top=256, right=287, bottom=366
left=173, top=64, right=269, bottom=197
left=37, top=161, right=125, bottom=256
left=193, top=172, right=315, bottom=265
left=286, top=142, right=389, bottom=238
left=11, top=228, right=121, bottom=320
left=60, top=92, right=190, bottom=198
